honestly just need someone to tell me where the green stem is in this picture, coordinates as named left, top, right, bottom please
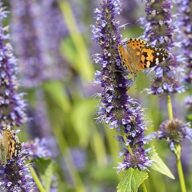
left=29, top=165, right=46, bottom=192
left=175, top=145, right=187, bottom=192
left=120, top=126, right=133, bottom=155
left=167, top=95, right=173, bottom=120
left=91, top=125, right=108, bottom=166
left=177, top=158, right=187, bottom=192
left=167, top=95, right=186, bottom=192
left=141, top=182, right=148, bottom=192
left=127, top=145, right=134, bottom=155
left=53, top=125, right=85, bottom=192
left=59, top=0, right=93, bottom=81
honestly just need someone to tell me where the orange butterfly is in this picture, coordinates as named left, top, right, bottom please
left=0, top=129, right=21, bottom=165
left=118, top=38, right=169, bottom=74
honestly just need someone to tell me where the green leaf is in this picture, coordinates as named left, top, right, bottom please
left=150, top=148, right=175, bottom=179
left=61, top=37, right=77, bottom=66
left=91, top=165, right=117, bottom=182
left=43, top=81, right=71, bottom=113
left=71, top=99, right=97, bottom=146
left=59, top=1, right=94, bottom=81
left=186, top=113, right=192, bottom=122
left=117, top=169, right=148, bottom=192
left=35, top=159, right=54, bottom=192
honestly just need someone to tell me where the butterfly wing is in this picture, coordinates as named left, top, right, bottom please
left=118, top=38, right=169, bottom=74
left=140, top=46, right=169, bottom=69
left=7, top=131, right=21, bottom=160
left=118, top=44, right=129, bottom=67
left=118, top=42, right=143, bottom=74
left=126, top=39, right=147, bottom=73
left=2, top=130, right=21, bottom=161
left=126, top=38, right=147, bottom=50
left=0, top=139, right=7, bottom=165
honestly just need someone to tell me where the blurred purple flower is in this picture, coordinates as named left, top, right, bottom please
left=26, top=90, right=59, bottom=158
left=22, top=138, right=52, bottom=159
left=10, top=0, right=68, bottom=87
left=92, top=0, right=151, bottom=170
left=176, top=0, right=192, bottom=85
left=185, top=96, right=192, bottom=111
left=27, top=90, right=52, bottom=138
left=121, top=0, right=138, bottom=25
left=71, top=148, right=86, bottom=170
left=0, top=3, right=53, bottom=191
left=0, top=5, right=26, bottom=130
left=143, top=0, right=184, bottom=95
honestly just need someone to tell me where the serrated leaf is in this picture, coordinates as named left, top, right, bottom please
left=35, top=159, right=54, bottom=192
left=117, top=169, right=148, bottom=192
left=150, top=148, right=175, bottom=179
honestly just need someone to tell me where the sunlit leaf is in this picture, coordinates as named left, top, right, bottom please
left=35, top=159, right=54, bottom=192
left=117, top=169, right=148, bottom=192
left=150, top=148, right=175, bottom=179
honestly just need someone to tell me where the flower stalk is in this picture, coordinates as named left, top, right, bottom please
left=167, top=96, right=186, bottom=192
left=175, top=145, right=186, bottom=192
left=144, top=0, right=188, bottom=191
left=92, top=0, right=151, bottom=173
left=167, top=95, right=173, bottom=120
left=29, top=165, right=46, bottom=192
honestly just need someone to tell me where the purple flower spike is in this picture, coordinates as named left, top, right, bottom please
left=92, top=0, right=151, bottom=170
left=0, top=4, right=26, bottom=130
left=10, top=0, right=68, bottom=87
left=0, top=154, right=37, bottom=192
left=144, top=0, right=184, bottom=95
left=176, top=0, right=192, bottom=85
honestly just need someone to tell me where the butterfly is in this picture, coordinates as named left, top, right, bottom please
left=118, top=38, right=169, bottom=74
left=0, top=129, right=21, bottom=165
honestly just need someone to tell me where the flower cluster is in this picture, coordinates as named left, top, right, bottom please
left=92, top=0, right=151, bottom=170
left=22, top=138, right=52, bottom=159
left=0, top=2, right=54, bottom=191
left=0, top=155, right=37, bottom=192
left=143, top=0, right=183, bottom=95
left=157, top=118, right=192, bottom=151
left=11, top=0, right=68, bottom=87
left=121, top=0, right=138, bottom=25
left=0, top=7, right=26, bottom=130
left=176, top=0, right=192, bottom=85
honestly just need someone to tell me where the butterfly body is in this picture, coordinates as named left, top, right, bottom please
left=118, top=38, right=169, bottom=74
left=0, top=129, right=21, bottom=165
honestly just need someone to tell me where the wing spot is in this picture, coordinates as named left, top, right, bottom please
left=146, top=61, right=151, bottom=68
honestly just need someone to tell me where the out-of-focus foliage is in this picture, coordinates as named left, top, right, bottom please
left=1, top=0, right=191, bottom=191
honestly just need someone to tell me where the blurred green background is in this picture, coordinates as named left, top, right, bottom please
left=4, top=0, right=192, bottom=191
